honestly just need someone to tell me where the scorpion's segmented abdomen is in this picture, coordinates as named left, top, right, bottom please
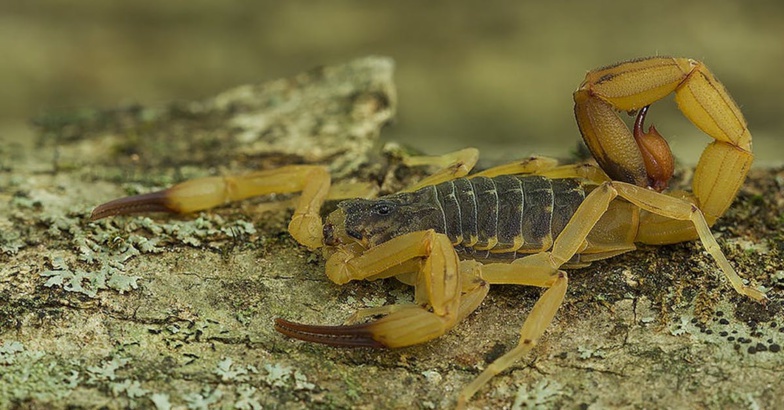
left=427, top=175, right=586, bottom=258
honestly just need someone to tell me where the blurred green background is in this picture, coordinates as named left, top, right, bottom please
left=2, top=1, right=782, bottom=165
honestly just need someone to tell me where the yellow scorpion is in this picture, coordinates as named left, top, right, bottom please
left=91, top=57, right=765, bottom=407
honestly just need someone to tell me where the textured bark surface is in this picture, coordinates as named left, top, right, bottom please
left=1, top=57, right=782, bottom=409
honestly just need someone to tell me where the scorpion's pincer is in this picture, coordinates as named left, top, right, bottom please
left=90, top=190, right=175, bottom=220
left=91, top=176, right=230, bottom=220
left=274, top=318, right=386, bottom=348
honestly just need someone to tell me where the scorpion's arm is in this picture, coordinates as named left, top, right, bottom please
left=574, top=57, right=752, bottom=225
left=90, top=165, right=331, bottom=248
left=276, top=230, right=483, bottom=347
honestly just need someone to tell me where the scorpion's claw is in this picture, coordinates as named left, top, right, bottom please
left=90, top=190, right=175, bottom=221
left=91, top=176, right=237, bottom=221
left=274, top=318, right=386, bottom=348
left=276, top=306, right=455, bottom=349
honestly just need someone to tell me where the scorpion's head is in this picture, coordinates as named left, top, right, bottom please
left=323, top=190, right=443, bottom=249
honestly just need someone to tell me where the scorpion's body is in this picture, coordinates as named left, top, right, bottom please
left=91, top=57, right=766, bottom=408
left=337, top=175, right=635, bottom=264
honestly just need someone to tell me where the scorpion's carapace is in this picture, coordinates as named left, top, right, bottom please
left=90, top=56, right=764, bottom=408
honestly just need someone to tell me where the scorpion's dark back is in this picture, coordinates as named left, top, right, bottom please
left=430, top=175, right=587, bottom=259
left=342, top=175, right=588, bottom=260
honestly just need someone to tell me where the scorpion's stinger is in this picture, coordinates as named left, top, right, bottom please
left=274, top=318, right=386, bottom=348
left=632, top=105, right=674, bottom=192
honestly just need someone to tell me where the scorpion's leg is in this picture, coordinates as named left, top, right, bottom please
left=401, top=148, right=479, bottom=192
left=470, top=156, right=610, bottom=186
left=326, top=180, right=378, bottom=201
left=470, top=156, right=559, bottom=178
left=456, top=179, right=628, bottom=405
left=574, top=57, right=752, bottom=224
left=457, top=175, right=765, bottom=404
left=402, top=149, right=603, bottom=191
left=90, top=165, right=330, bottom=248
left=456, top=272, right=568, bottom=408
left=534, top=162, right=611, bottom=184
left=276, top=230, right=491, bottom=348
left=611, top=181, right=765, bottom=301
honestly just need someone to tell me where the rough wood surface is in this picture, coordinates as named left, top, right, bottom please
left=1, top=57, right=782, bottom=409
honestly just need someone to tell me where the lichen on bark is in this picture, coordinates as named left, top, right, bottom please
left=1, top=56, right=782, bottom=409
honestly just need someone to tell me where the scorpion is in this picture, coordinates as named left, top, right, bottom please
left=91, top=57, right=766, bottom=407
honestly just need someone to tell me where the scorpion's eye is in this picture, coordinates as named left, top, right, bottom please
left=371, top=202, right=394, bottom=216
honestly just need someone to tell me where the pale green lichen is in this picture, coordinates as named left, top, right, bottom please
left=150, top=393, right=172, bottom=410
left=40, top=258, right=140, bottom=297
left=214, top=357, right=256, bottom=382
left=734, top=392, right=762, bottom=410
left=263, top=363, right=294, bottom=388
left=772, top=270, right=784, bottom=287
left=183, top=387, right=224, bottom=410
left=0, top=225, right=24, bottom=255
left=0, top=340, right=25, bottom=365
left=234, top=385, right=263, bottom=410
left=86, top=357, right=130, bottom=383
left=111, top=379, right=150, bottom=400
left=576, top=345, right=607, bottom=360
left=35, top=207, right=258, bottom=299
left=0, top=342, right=80, bottom=403
left=669, top=315, right=693, bottom=336
left=8, top=193, right=41, bottom=211
left=421, top=369, right=442, bottom=385
left=361, top=295, right=387, bottom=308
left=512, top=380, right=567, bottom=410
left=262, top=363, right=315, bottom=390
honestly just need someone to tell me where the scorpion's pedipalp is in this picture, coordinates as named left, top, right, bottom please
left=277, top=303, right=472, bottom=350
left=274, top=318, right=385, bottom=348
left=279, top=230, right=493, bottom=350
left=90, top=165, right=330, bottom=248
left=90, top=175, right=236, bottom=220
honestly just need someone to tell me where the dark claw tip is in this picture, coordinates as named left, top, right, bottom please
left=274, top=318, right=385, bottom=348
left=90, top=190, right=174, bottom=221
